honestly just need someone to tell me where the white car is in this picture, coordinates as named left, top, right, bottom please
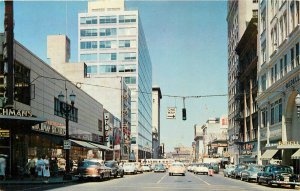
left=141, top=164, right=151, bottom=172
left=168, top=162, right=186, bottom=176
left=123, top=163, right=138, bottom=174
left=194, top=164, right=209, bottom=175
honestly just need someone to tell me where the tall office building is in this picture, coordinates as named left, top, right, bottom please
left=257, top=0, right=300, bottom=171
left=152, top=86, right=162, bottom=159
left=226, top=0, right=258, bottom=164
left=78, top=0, right=152, bottom=160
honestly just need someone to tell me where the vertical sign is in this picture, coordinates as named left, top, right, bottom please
left=104, top=113, right=110, bottom=143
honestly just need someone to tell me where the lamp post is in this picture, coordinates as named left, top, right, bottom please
left=58, top=90, right=76, bottom=180
left=295, top=93, right=300, bottom=118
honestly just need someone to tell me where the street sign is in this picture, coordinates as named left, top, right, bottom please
left=166, top=107, right=176, bottom=119
left=63, top=140, right=71, bottom=150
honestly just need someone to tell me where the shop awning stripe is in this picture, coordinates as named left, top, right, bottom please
left=291, top=149, right=300, bottom=159
left=70, top=139, right=98, bottom=149
left=89, top=142, right=113, bottom=151
left=260, top=149, right=278, bottom=160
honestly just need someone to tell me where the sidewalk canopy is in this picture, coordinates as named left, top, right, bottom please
left=0, top=115, right=45, bottom=126
left=261, top=149, right=278, bottom=160
left=292, top=149, right=300, bottom=159
left=89, top=142, right=113, bottom=151
left=70, top=139, right=98, bottom=149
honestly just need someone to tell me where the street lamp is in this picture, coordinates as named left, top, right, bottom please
left=58, top=90, right=76, bottom=180
left=295, top=93, right=300, bottom=118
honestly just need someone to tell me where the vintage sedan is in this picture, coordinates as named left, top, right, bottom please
left=257, top=164, right=300, bottom=189
left=223, top=164, right=236, bottom=177
left=123, top=162, right=138, bottom=174
left=232, top=164, right=248, bottom=179
left=141, top=164, right=151, bottom=172
left=194, top=164, right=209, bottom=175
left=168, top=162, right=186, bottom=176
left=76, top=159, right=111, bottom=181
left=104, top=160, right=124, bottom=178
left=240, top=165, right=263, bottom=182
left=154, top=164, right=166, bottom=173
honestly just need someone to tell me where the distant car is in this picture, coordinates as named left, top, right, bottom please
left=240, top=164, right=263, bottom=182
left=154, top=164, right=166, bottom=173
left=194, top=164, right=209, bottom=175
left=76, top=159, right=111, bottom=181
left=168, top=162, right=186, bottom=176
left=223, top=164, right=235, bottom=177
left=123, top=162, right=138, bottom=174
left=142, top=164, right=151, bottom=172
left=135, top=162, right=144, bottom=173
left=104, top=160, right=124, bottom=178
left=232, top=164, right=247, bottom=179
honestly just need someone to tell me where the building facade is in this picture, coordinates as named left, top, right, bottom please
left=0, top=34, right=113, bottom=177
left=78, top=0, right=152, bottom=161
left=227, top=0, right=258, bottom=164
left=193, top=124, right=204, bottom=162
left=152, top=86, right=162, bottom=159
left=257, top=0, right=300, bottom=173
left=235, top=15, right=258, bottom=164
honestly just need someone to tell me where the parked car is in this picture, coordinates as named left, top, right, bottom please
left=232, top=164, right=248, bottom=179
left=168, top=162, right=186, bottom=176
left=123, top=162, right=138, bottom=174
left=223, top=164, right=235, bottom=177
left=135, top=162, right=144, bottom=173
left=76, top=159, right=111, bottom=181
left=142, top=164, right=151, bottom=172
left=210, top=163, right=220, bottom=174
left=257, top=164, right=300, bottom=189
left=240, top=164, right=263, bottom=182
left=154, top=163, right=166, bottom=173
left=104, top=160, right=124, bottom=178
left=194, top=164, right=209, bottom=175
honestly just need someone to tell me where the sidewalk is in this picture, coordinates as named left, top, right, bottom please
left=0, top=175, right=78, bottom=185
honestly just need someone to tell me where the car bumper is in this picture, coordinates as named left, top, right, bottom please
left=270, top=180, right=300, bottom=185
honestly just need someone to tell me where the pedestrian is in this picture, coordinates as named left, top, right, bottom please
left=36, top=156, right=45, bottom=181
left=0, top=154, right=7, bottom=180
left=26, top=156, right=36, bottom=180
left=52, top=157, right=58, bottom=177
left=43, top=155, right=50, bottom=182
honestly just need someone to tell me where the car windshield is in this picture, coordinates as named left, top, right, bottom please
left=172, top=163, right=184, bottom=167
left=273, top=166, right=292, bottom=173
left=79, top=161, right=99, bottom=167
left=104, top=161, right=115, bottom=167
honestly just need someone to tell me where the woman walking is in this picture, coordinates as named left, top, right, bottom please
left=36, top=156, right=45, bottom=181
left=43, top=155, right=50, bottom=182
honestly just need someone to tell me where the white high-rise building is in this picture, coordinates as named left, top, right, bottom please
left=78, top=0, right=152, bottom=160
left=226, top=0, right=258, bottom=164
left=152, top=86, right=162, bottom=159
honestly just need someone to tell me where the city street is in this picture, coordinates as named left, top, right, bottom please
left=2, top=171, right=299, bottom=191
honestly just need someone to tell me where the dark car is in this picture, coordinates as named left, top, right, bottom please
left=76, top=159, right=111, bottom=181
left=104, top=160, right=124, bottom=178
left=240, top=164, right=263, bottom=182
left=257, top=164, right=300, bottom=189
left=232, top=164, right=248, bottom=179
left=154, top=163, right=166, bottom=173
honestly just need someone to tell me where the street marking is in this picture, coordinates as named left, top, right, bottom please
left=191, top=173, right=211, bottom=185
left=156, top=173, right=168, bottom=184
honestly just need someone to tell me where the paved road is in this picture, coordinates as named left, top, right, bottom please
left=2, top=172, right=299, bottom=191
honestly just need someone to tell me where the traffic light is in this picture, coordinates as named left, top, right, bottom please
left=182, top=108, right=186, bottom=120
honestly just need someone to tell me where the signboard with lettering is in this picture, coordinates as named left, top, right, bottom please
left=0, top=108, right=32, bottom=117
left=64, top=140, right=71, bottom=150
left=32, top=121, right=65, bottom=136
left=0, top=129, right=9, bottom=138
left=166, top=107, right=176, bottom=119
left=104, top=113, right=110, bottom=143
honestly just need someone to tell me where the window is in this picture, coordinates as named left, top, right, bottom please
left=80, top=53, right=97, bottom=61
left=119, top=15, right=136, bottom=23
left=119, top=28, right=136, bottom=36
left=284, top=54, right=287, bottom=74
left=291, top=47, right=295, bottom=69
left=14, top=62, right=30, bottom=105
left=261, top=43, right=266, bottom=63
left=271, top=67, right=274, bottom=84
left=271, top=99, right=282, bottom=125
left=98, top=120, right=103, bottom=132
left=99, top=16, right=117, bottom=24
left=261, top=108, right=268, bottom=128
left=99, top=53, right=117, bottom=61
left=124, top=77, right=136, bottom=84
left=99, top=28, right=117, bottom=37
left=119, top=40, right=136, bottom=48
left=80, top=17, right=97, bottom=24
left=80, top=41, right=97, bottom=49
left=100, top=41, right=117, bottom=49
left=280, top=59, right=283, bottom=78
left=274, top=64, right=277, bottom=81
left=119, top=52, right=136, bottom=61
left=87, top=65, right=98, bottom=74
left=261, top=74, right=267, bottom=91
left=118, top=64, right=136, bottom=73
left=80, top=29, right=97, bottom=37
left=99, top=65, right=117, bottom=73
left=54, top=98, right=78, bottom=123
left=296, top=43, right=299, bottom=66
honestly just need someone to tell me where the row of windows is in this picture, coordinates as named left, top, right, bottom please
left=80, top=52, right=137, bottom=62
left=80, top=15, right=136, bottom=25
left=86, top=64, right=136, bottom=74
left=54, top=98, right=78, bottom=122
left=81, top=28, right=136, bottom=37
left=261, top=98, right=282, bottom=127
left=80, top=40, right=136, bottom=49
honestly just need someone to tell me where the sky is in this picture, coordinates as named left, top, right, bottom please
left=0, top=0, right=228, bottom=152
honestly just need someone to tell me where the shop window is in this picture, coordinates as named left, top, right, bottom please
left=14, top=61, right=31, bottom=105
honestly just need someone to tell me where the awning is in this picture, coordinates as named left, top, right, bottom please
left=89, top=142, right=113, bottom=151
left=261, top=149, right=278, bottom=160
left=0, top=115, right=46, bottom=126
left=292, top=149, right=300, bottom=159
left=70, top=139, right=98, bottom=149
